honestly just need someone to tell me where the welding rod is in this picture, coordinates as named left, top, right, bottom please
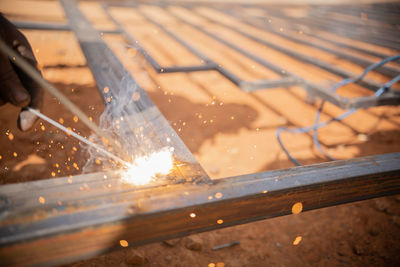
left=0, top=38, right=125, bottom=159
left=28, top=107, right=130, bottom=166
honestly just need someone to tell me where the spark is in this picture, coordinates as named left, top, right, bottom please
left=119, top=240, right=129, bottom=247
left=293, top=236, right=302, bottom=245
left=190, top=213, right=196, bottom=218
left=217, top=219, right=224, bottom=224
left=121, top=148, right=174, bottom=186
left=292, top=202, right=303, bottom=214
left=7, top=132, right=14, bottom=141
left=215, top=192, right=223, bottom=199
left=38, top=196, right=45, bottom=204
left=73, top=163, right=79, bottom=170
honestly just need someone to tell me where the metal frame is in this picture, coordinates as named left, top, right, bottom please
left=106, top=2, right=400, bottom=109
left=101, top=4, right=300, bottom=91
left=12, top=2, right=400, bottom=108
left=1, top=1, right=400, bottom=266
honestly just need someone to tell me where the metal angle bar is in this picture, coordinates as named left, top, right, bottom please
left=159, top=64, right=215, bottom=73
left=58, top=0, right=210, bottom=183
left=220, top=8, right=400, bottom=78
left=102, top=5, right=213, bottom=74
left=0, top=153, right=399, bottom=266
left=241, top=76, right=300, bottom=92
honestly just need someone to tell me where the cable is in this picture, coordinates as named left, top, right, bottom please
left=277, top=54, right=400, bottom=166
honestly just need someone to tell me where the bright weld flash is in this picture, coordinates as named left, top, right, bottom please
left=121, top=148, right=174, bottom=185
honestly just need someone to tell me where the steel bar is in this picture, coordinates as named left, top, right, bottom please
left=246, top=12, right=393, bottom=60
left=307, top=13, right=400, bottom=45
left=318, top=5, right=400, bottom=28
left=219, top=8, right=400, bottom=78
left=264, top=8, right=400, bottom=51
left=171, top=7, right=400, bottom=108
left=312, top=7, right=398, bottom=29
left=0, top=153, right=399, bottom=266
left=269, top=6, right=400, bottom=47
left=190, top=7, right=389, bottom=93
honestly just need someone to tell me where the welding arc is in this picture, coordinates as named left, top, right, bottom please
left=0, top=38, right=125, bottom=160
left=28, top=107, right=130, bottom=166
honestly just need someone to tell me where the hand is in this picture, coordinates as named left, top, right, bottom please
left=0, top=13, right=43, bottom=131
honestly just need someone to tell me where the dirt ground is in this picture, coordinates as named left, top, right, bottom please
left=1, top=0, right=400, bottom=266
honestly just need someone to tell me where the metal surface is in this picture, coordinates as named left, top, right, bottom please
left=1, top=153, right=399, bottom=266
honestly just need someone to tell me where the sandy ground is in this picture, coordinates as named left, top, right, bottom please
left=1, top=0, right=400, bottom=266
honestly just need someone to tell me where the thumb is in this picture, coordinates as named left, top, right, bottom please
left=0, top=52, right=31, bottom=107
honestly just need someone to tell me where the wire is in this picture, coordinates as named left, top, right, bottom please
left=277, top=54, right=400, bottom=166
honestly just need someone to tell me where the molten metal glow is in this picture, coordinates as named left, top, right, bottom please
left=121, top=147, right=173, bottom=185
